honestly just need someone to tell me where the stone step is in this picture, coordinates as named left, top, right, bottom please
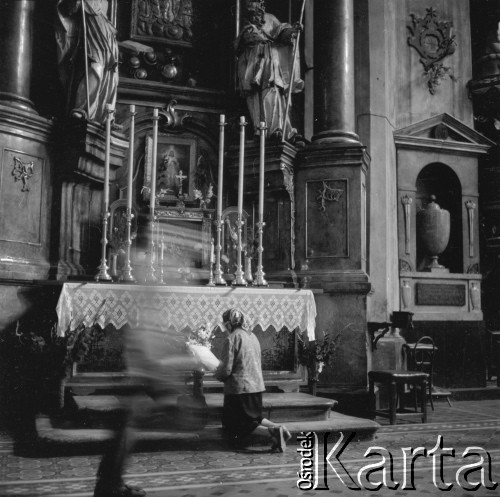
left=34, top=410, right=379, bottom=457
left=71, top=392, right=338, bottom=428
left=65, top=375, right=303, bottom=396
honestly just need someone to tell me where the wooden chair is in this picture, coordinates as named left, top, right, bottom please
left=368, top=370, right=429, bottom=425
left=403, top=336, right=452, bottom=409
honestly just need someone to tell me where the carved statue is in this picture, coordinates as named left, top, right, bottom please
left=235, top=0, right=304, bottom=141
left=55, top=0, right=119, bottom=123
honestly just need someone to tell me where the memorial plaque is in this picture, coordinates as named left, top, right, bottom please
left=416, top=283, right=466, bottom=306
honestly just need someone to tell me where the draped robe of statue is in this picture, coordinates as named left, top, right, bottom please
left=235, top=12, right=304, bottom=139
left=55, top=0, right=119, bottom=123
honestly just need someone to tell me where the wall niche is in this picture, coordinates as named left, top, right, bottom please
left=394, top=113, right=492, bottom=321
left=415, top=163, right=463, bottom=274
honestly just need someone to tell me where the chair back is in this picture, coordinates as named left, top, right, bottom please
left=412, top=336, right=435, bottom=375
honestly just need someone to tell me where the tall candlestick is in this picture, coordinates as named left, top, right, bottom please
left=146, top=107, right=159, bottom=282
left=233, top=116, right=247, bottom=286
left=95, top=104, right=113, bottom=281
left=214, top=114, right=226, bottom=285
left=254, top=121, right=268, bottom=286
left=121, top=104, right=136, bottom=282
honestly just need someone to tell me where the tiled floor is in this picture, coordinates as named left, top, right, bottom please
left=1, top=399, right=500, bottom=497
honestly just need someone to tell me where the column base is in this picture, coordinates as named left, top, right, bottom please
left=0, top=91, right=36, bottom=114
left=311, top=129, right=361, bottom=145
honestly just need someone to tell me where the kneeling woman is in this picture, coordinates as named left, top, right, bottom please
left=215, top=308, right=291, bottom=451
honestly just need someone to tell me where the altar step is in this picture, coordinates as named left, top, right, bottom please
left=71, top=392, right=338, bottom=427
left=33, top=392, right=380, bottom=456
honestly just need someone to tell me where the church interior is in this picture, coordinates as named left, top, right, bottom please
left=1, top=0, right=500, bottom=473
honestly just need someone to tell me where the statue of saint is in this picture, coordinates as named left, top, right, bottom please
left=235, top=0, right=304, bottom=141
left=55, top=0, right=119, bottom=124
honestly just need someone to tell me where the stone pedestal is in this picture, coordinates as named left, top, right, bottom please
left=226, top=141, right=299, bottom=283
left=0, top=105, right=54, bottom=280
left=295, top=143, right=371, bottom=387
left=53, top=121, right=128, bottom=278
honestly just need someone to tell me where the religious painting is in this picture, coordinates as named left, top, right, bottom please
left=143, top=135, right=197, bottom=203
left=131, top=0, right=194, bottom=47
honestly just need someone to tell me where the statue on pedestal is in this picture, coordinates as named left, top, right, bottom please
left=55, top=0, right=119, bottom=124
left=235, top=0, right=304, bottom=141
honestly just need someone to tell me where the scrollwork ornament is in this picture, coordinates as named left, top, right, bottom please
left=407, top=8, right=457, bottom=94
left=12, top=156, right=35, bottom=192
left=159, top=99, right=189, bottom=130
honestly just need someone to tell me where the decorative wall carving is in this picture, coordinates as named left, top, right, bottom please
left=1, top=150, right=43, bottom=246
left=407, top=8, right=457, bottom=94
left=399, top=259, right=413, bottom=273
left=316, top=181, right=344, bottom=212
left=12, top=156, right=35, bottom=192
left=401, top=280, right=412, bottom=309
left=401, top=194, right=413, bottom=255
left=465, top=199, right=476, bottom=257
left=281, top=162, right=296, bottom=270
left=306, top=179, right=348, bottom=259
left=466, top=263, right=480, bottom=274
left=131, top=0, right=194, bottom=47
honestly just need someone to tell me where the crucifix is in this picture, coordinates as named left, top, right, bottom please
left=176, top=169, right=188, bottom=196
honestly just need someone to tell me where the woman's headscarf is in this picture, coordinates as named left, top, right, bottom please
left=222, top=308, right=246, bottom=331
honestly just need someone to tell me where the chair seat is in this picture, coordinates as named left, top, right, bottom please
left=368, top=370, right=429, bottom=425
left=369, top=370, right=429, bottom=382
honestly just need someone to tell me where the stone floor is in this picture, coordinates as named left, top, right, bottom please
left=1, top=398, right=500, bottom=497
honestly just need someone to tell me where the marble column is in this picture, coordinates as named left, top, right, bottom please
left=0, top=0, right=35, bottom=112
left=313, top=0, right=359, bottom=143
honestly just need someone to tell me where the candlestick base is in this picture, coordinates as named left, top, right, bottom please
left=119, top=270, right=135, bottom=283
left=213, top=268, right=227, bottom=286
left=207, top=264, right=215, bottom=287
left=95, top=263, right=112, bottom=282
left=232, top=269, right=248, bottom=287
left=253, top=271, right=268, bottom=287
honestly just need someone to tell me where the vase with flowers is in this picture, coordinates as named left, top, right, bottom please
left=0, top=319, right=104, bottom=415
left=193, top=184, right=214, bottom=211
left=297, top=330, right=342, bottom=396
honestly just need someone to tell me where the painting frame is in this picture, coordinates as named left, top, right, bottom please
left=143, top=134, right=197, bottom=203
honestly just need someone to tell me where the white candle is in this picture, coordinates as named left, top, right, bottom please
left=258, top=121, right=266, bottom=220
left=217, top=114, right=225, bottom=220
left=150, top=108, right=159, bottom=213
left=210, top=238, right=215, bottom=263
left=237, top=116, right=246, bottom=217
left=127, top=104, right=136, bottom=216
left=103, top=104, right=112, bottom=212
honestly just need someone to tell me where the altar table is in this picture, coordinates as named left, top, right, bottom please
left=56, top=283, right=317, bottom=340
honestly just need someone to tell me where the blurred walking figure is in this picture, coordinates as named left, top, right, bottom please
left=93, top=302, right=196, bottom=497
left=215, top=308, right=291, bottom=451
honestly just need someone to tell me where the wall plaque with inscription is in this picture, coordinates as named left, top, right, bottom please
left=416, top=283, right=466, bottom=306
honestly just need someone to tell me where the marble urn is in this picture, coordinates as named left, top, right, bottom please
left=417, top=195, right=450, bottom=272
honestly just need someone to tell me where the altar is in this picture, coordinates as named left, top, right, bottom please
left=56, top=283, right=317, bottom=384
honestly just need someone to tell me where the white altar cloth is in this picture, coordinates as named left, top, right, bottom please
left=56, top=283, right=317, bottom=340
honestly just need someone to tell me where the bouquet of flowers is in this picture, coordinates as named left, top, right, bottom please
left=297, top=330, right=342, bottom=380
left=186, top=325, right=220, bottom=372
left=193, top=184, right=214, bottom=210
left=187, top=324, right=215, bottom=350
